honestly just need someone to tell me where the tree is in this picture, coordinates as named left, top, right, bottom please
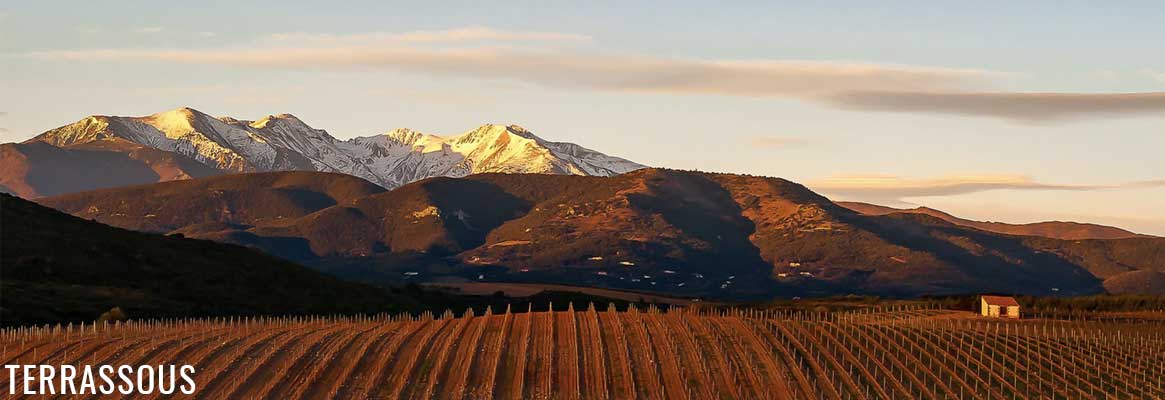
left=97, top=306, right=128, bottom=323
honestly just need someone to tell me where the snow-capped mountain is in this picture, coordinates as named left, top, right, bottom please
left=26, top=107, right=645, bottom=188
left=339, top=124, right=645, bottom=188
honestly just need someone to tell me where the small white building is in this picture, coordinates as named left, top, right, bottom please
left=980, top=295, right=1020, bottom=319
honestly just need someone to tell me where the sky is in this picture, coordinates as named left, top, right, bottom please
left=1, top=1, right=1163, bottom=235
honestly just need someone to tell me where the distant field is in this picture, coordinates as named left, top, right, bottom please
left=424, top=282, right=697, bottom=305
left=2, top=307, right=1163, bottom=399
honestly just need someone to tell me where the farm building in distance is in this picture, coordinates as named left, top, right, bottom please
left=980, top=295, right=1021, bottom=318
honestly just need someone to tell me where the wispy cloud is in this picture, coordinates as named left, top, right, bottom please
left=134, top=26, right=165, bottom=34
left=20, top=26, right=1165, bottom=122
left=23, top=48, right=988, bottom=97
left=823, top=91, right=1165, bottom=122
left=810, top=173, right=1165, bottom=202
left=269, top=26, right=592, bottom=44
left=749, top=136, right=814, bottom=149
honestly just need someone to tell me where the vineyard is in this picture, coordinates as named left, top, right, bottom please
left=2, top=305, right=1164, bottom=399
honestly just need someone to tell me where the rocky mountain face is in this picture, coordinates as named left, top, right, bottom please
left=13, top=107, right=644, bottom=195
left=39, top=169, right=1165, bottom=298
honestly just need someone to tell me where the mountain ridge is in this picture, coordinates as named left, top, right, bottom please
left=837, top=201, right=1149, bottom=240
left=37, top=169, right=1165, bottom=298
left=0, top=139, right=223, bottom=198
left=16, top=107, right=645, bottom=193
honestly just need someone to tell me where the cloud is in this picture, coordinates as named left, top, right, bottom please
left=824, top=91, right=1165, bottom=122
left=748, top=136, right=814, bottom=149
left=196, top=31, right=217, bottom=38
left=269, top=26, right=592, bottom=44
left=809, top=173, right=1165, bottom=202
left=20, top=26, right=1165, bottom=122
left=1122, top=179, right=1165, bottom=189
left=134, top=27, right=165, bottom=34
left=22, top=47, right=989, bottom=98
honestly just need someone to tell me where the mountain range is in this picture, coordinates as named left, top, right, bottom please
left=36, top=169, right=1165, bottom=298
left=2, top=107, right=643, bottom=197
left=6, top=107, right=1163, bottom=300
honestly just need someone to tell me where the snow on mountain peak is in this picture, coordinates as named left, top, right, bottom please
left=142, top=107, right=203, bottom=138
left=378, top=128, right=438, bottom=147
left=341, top=123, right=645, bottom=186
left=249, top=113, right=306, bottom=129
left=30, top=109, right=647, bottom=189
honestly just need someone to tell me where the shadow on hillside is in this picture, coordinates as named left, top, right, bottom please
left=21, top=142, right=163, bottom=197
left=416, top=178, right=533, bottom=251
left=840, top=212, right=1103, bottom=295
left=624, top=171, right=771, bottom=276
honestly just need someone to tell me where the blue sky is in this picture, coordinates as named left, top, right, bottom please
left=2, top=1, right=1163, bottom=234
